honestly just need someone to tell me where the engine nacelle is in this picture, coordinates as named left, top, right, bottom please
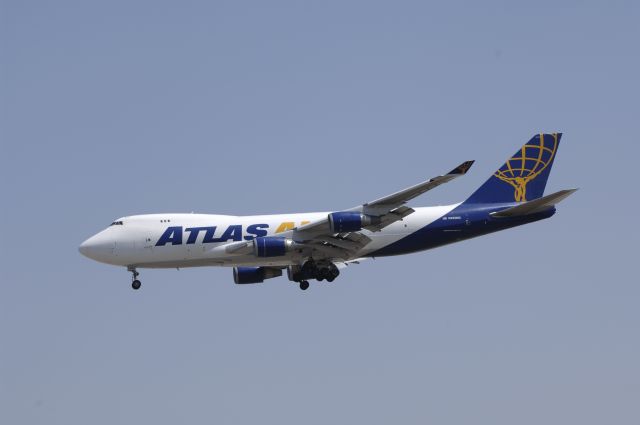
left=253, top=237, right=296, bottom=257
left=328, top=211, right=379, bottom=233
left=233, top=266, right=282, bottom=284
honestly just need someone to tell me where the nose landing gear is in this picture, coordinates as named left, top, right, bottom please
left=128, top=266, right=141, bottom=290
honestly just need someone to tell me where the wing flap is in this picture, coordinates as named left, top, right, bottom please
left=315, top=233, right=372, bottom=251
left=364, top=206, right=414, bottom=231
left=295, top=218, right=328, bottom=233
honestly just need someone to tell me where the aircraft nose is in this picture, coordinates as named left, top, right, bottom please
left=79, top=232, right=116, bottom=263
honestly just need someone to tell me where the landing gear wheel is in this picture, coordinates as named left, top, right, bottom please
left=128, top=267, right=141, bottom=290
left=299, top=281, right=309, bottom=291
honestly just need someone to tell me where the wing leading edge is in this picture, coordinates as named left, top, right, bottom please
left=362, top=160, right=474, bottom=215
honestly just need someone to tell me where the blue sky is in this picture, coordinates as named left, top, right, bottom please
left=1, top=1, right=639, bottom=424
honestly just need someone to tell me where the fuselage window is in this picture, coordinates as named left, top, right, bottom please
left=110, top=221, right=123, bottom=226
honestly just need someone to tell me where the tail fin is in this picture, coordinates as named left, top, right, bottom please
left=465, top=133, right=562, bottom=204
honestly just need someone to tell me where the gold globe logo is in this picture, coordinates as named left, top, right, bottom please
left=494, top=133, right=559, bottom=202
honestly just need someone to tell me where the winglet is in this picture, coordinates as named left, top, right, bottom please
left=448, top=160, right=475, bottom=175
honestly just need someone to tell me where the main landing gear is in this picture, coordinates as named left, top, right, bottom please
left=128, top=267, right=141, bottom=290
left=289, top=260, right=340, bottom=290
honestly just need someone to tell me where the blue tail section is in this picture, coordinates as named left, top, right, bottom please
left=464, top=133, right=562, bottom=204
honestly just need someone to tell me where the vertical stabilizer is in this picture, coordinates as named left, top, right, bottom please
left=464, top=133, right=561, bottom=204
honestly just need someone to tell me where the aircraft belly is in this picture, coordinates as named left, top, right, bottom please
left=134, top=256, right=296, bottom=269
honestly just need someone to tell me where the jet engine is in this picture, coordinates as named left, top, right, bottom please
left=233, top=266, right=283, bottom=284
left=328, top=211, right=380, bottom=233
left=253, top=237, right=297, bottom=257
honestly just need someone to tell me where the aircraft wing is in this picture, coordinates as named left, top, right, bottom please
left=214, top=161, right=474, bottom=261
left=360, top=160, right=475, bottom=215
left=283, top=160, right=474, bottom=259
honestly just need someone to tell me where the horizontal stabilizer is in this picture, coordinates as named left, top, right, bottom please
left=490, top=189, right=578, bottom=218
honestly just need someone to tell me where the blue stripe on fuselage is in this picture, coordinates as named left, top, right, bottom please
left=367, top=203, right=556, bottom=257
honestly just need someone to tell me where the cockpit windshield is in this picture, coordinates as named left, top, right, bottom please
left=110, top=221, right=124, bottom=226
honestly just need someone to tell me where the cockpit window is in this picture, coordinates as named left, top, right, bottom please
left=110, top=221, right=124, bottom=226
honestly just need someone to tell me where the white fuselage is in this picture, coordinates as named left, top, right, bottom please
left=79, top=205, right=459, bottom=269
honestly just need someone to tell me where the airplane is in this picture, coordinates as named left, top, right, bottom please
left=79, top=133, right=576, bottom=291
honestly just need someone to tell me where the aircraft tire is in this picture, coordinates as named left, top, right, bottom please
left=299, top=281, right=309, bottom=291
left=132, top=280, right=142, bottom=290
